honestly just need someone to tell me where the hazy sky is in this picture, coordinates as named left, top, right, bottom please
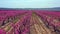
left=0, top=0, right=60, bottom=8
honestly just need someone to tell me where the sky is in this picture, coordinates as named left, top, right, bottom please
left=0, top=0, right=60, bottom=8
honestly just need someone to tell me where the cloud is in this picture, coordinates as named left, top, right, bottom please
left=0, top=0, right=60, bottom=8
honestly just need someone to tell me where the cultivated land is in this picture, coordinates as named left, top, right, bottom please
left=0, top=10, right=60, bottom=34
